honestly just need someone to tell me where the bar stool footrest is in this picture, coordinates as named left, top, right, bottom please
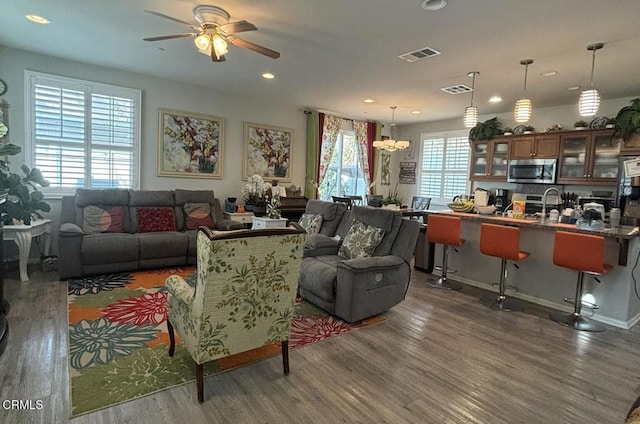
left=426, top=277, right=462, bottom=291
left=479, top=295, right=524, bottom=312
left=562, top=297, right=600, bottom=310
left=434, top=266, right=458, bottom=274
left=549, top=311, right=605, bottom=332
left=491, top=282, right=519, bottom=292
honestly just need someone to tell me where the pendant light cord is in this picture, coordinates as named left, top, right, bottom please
left=470, top=73, right=476, bottom=106
left=589, top=48, right=597, bottom=89
left=523, top=62, right=529, bottom=95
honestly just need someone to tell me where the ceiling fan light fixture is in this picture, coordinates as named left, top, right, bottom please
left=514, top=59, right=534, bottom=123
left=212, top=34, right=228, bottom=58
left=421, top=0, right=447, bottom=11
left=579, top=43, right=604, bottom=117
left=194, top=34, right=210, bottom=50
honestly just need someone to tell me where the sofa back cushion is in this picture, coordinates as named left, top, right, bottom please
left=174, top=189, right=216, bottom=230
left=305, top=200, right=347, bottom=236
left=351, top=206, right=402, bottom=256
left=74, top=189, right=131, bottom=232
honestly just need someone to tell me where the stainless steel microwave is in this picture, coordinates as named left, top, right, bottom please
left=507, top=159, right=557, bottom=184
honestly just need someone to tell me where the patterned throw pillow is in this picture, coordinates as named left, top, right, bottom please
left=184, top=202, right=214, bottom=229
left=338, top=219, right=385, bottom=259
left=82, top=205, right=125, bottom=234
left=298, top=213, right=323, bottom=234
left=137, top=207, right=176, bottom=233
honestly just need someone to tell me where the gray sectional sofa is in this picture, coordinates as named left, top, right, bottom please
left=298, top=200, right=421, bottom=323
left=58, top=189, right=243, bottom=279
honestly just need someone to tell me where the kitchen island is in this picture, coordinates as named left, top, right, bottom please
left=425, top=211, right=640, bottom=329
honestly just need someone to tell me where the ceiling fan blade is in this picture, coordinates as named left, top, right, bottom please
left=143, top=33, right=195, bottom=42
left=218, top=20, right=257, bottom=35
left=144, top=10, right=198, bottom=29
left=228, top=37, right=280, bottom=59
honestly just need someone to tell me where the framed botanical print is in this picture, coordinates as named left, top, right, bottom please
left=243, top=122, right=293, bottom=182
left=157, top=108, right=224, bottom=178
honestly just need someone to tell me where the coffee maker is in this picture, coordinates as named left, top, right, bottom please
left=494, top=188, right=509, bottom=212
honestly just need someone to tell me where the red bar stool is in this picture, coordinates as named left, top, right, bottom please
left=550, top=231, right=612, bottom=332
left=479, top=223, right=529, bottom=311
left=426, top=215, right=463, bottom=290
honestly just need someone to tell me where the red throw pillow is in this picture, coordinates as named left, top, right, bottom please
left=136, top=207, right=176, bottom=233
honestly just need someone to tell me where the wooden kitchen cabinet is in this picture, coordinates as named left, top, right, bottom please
left=469, top=137, right=509, bottom=181
left=557, top=129, right=621, bottom=185
left=509, top=134, right=559, bottom=159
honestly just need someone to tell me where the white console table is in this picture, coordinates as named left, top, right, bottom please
left=4, top=219, right=52, bottom=282
left=251, top=217, right=288, bottom=229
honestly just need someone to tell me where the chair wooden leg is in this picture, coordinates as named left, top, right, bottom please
left=281, top=340, right=290, bottom=375
left=167, top=318, right=175, bottom=357
left=196, top=363, right=204, bottom=403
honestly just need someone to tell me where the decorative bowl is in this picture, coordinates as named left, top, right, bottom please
left=448, top=202, right=475, bottom=213
left=475, top=205, right=497, bottom=215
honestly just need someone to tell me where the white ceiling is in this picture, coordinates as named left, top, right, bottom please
left=2, top=0, right=640, bottom=125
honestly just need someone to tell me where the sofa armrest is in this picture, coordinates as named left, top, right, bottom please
left=59, top=222, right=84, bottom=236
left=166, top=275, right=195, bottom=306
left=337, top=255, right=405, bottom=272
left=304, top=234, right=341, bottom=257
left=215, top=219, right=246, bottom=231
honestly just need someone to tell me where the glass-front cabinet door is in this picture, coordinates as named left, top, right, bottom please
left=590, top=131, right=621, bottom=182
left=489, top=140, right=509, bottom=177
left=470, top=141, right=489, bottom=178
left=558, top=133, right=589, bottom=183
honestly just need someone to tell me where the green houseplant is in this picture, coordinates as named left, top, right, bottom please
left=574, top=120, right=589, bottom=129
left=469, top=117, right=502, bottom=141
left=382, top=184, right=403, bottom=208
left=0, top=122, right=51, bottom=225
left=613, top=98, right=640, bottom=142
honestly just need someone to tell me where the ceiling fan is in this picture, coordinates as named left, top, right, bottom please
left=143, top=5, right=280, bottom=62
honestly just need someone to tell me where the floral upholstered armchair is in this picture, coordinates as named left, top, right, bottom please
left=165, top=225, right=306, bottom=402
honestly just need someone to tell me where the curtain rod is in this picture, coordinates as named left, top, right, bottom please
left=303, top=109, right=378, bottom=124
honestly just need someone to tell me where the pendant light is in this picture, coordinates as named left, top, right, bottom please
left=373, top=106, right=411, bottom=152
left=579, top=42, right=604, bottom=117
left=463, top=71, right=480, bottom=128
left=514, top=59, right=534, bottom=123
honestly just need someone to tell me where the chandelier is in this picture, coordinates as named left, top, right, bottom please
left=373, top=106, right=410, bottom=152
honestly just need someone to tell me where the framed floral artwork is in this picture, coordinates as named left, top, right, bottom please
left=157, top=108, right=224, bottom=178
left=243, top=122, right=293, bottom=182
left=381, top=152, right=391, bottom=185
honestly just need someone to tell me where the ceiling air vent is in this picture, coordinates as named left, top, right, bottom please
left=441, top=84, right=473, bottom=95
left=398, top=46, right=441, bottom=63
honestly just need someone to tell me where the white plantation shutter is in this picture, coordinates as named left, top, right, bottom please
left=419, top=132, right=470, bottom=204
left=26, top=71, right=140, bottom=194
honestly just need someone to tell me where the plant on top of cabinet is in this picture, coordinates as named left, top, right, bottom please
left=523, top=125, right=535, bottom=133
left=574, top=120, right=589, bottom=129
left=469, top=117, right=502, bottom=141
left=503, top=127, right=513, bottom=135
left=614, top=98, right=640, bottom=142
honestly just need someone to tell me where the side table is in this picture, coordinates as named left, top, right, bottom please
left=4, top=219, right=52, bottom=282
left=223, top=212, right=254, bottom=227
left=251, top=217, right=288, bottom=229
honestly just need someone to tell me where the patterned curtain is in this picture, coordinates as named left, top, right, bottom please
left=352, top=120, right=372, bottom=193
left=317, top=114, right=343, bottom=188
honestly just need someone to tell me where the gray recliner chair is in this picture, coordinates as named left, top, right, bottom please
left=298, top=201, right=420, bottom=323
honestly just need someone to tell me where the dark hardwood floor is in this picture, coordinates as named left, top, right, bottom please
left=0, top=264, right=639, bottom=423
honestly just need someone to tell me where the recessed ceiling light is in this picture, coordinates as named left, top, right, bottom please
left=488, top=96, right=502, bottom=103
left=26, top=14, right=49, bottom=24
left=262, top=72, right=275, bottom=80
left=363, top=98, right=374, bottom=104
left=421, top=0, right=447, bottom=11
left=567, top=85, right=581, bottom=91
left=541, top=71, right=558, bottom=77
left=411, top=110, right=421, bottom=114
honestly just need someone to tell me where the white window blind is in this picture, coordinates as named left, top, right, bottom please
left=26, top=71, right=141, bottom=194
left=419, top=133, right=470, bottom=204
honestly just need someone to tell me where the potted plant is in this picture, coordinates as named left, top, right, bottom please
left=605, top=117, right=616, bottom=129
left=469, top=117, right=503, bottom=141
left=382, top=184, right=403, bottom=210
left=0, top=122, right=51, bottom=225
left=523, top=125, right=535, bottom=134
left=613, top=98, right=640, bottom=142
left=574, top=120, right=589, bottom=130
left=241, top=174, right=269, bottom=216
left=503, top=127, right=513, bottom=135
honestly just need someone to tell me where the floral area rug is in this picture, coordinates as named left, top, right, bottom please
left=67, top=267, right=384, bottom=416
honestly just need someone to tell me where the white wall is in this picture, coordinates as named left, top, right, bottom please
left=394, top=96, right=640, bottom=204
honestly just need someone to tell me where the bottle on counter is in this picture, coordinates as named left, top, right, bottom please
left=610, top=207, right=621, bottom=228
left=549, top=209, right=559, bottom=223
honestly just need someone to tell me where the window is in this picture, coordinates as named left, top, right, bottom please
left=418, top=132, right=470, bottom=205
left=318, top=130, right=367, bottom=201
left=25, top=71, right=141, bottom=195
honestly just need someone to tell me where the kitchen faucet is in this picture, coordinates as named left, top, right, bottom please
left=541, top=188, right=560, bottom=222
